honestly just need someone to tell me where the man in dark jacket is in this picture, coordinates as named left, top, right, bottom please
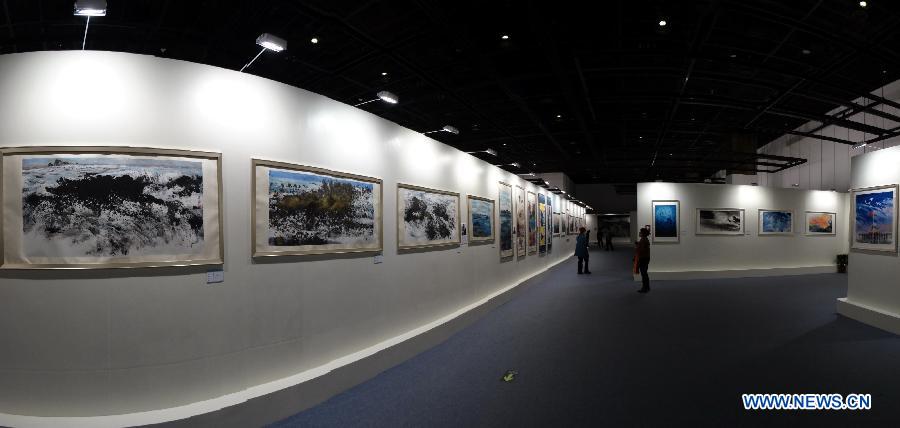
left=575, top=227, right=591, bottom=274
left=636, top=227, right=651, bottom=293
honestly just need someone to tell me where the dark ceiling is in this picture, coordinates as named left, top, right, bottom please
left=3, top=0, right=900, bottom=184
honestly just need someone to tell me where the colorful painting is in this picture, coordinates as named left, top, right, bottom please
left=527, top=191, right=537, bottom=254
left=696, top=208, right=744, bottom=235
left=759, top=210, right=792, bottom=235
left=468, top=195, right=495, bottom=243
left=805, top=211, right=836, bottom=236
left=538, top=193, right=547, bottom=254
left=546, top=195, right=553, bottom=252
left=498, top=182, right=514, bottom=258
left=397, top=184, right=459, bottom=250
left=253, top=160, right=381, bottom=257
left=2, top=148, right=223, bottom=268
left=515, top=186, right=526, bottom=257
left=651, top=200, right=679, bottom=243
left=852, top=185, right=897, bottom=252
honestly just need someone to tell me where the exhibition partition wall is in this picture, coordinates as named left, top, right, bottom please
left=0, top=51, right=576, bottom=423
left=637, top=182, right=849, bottom=280
left=838, top=146, right=900, bottom=334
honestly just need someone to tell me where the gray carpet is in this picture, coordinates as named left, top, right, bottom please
left=271, top=248, right=900, bottom=427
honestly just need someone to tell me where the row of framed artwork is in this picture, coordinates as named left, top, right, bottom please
left=0, top=146, right=585, bottom=269
left=650, top=200, right=837, bottom=243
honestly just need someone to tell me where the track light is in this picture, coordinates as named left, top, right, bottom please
left=466, top=148, right=497, bottom=156
left=74, top=0, right=106, bottom=50
left=354, top=91, right=400, bottom=107
left=424, top=125, right=460, bottom=135
left=240, top=33, right=286, bottom=72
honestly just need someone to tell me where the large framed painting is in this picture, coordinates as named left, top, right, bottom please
left=397, top=183, right=460, bottom=250
left=468, top=195, right=495, bottom=244
left=527, top=191, right=537, bottom=254
left=568, top=212, right=575, bottom=235
left=252, top=159, right=382, bottom=257
left=498, top=182, right=514, bottom=258
left=553, top=212, right=561, bottom=236
left=1, top=146, right=222, bottom=269
left=805, top=211, right=836, bottom=236
left=696, top=208, right=744, bottom=235
left=651, top=200, right=679, bottom=243
left=852, top=184, right=897, bottom=252
left=598, top=214, right=631, bottom=239
left=546, top=195, right=553, bottom=252
left=515, top=185, right=526, bottom=257
left=758, top=209, right=793, bottom=235
left=538, top=193, right=547, bottom=254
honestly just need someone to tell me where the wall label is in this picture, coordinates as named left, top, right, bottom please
left=206, top=269, right=224, bottom=284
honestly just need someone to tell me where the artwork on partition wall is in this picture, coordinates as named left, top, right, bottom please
left=568, top=213, right=575, bottom=235
left=527, top=191, right=538, bottom=254
left=515, top=186, right=526, bottom=257
left=553, top=212, right=561, bottom=236
left=546, top=195, right=553, bottom=252
left=1, top=147, right=223, bottom=268
left=758, top=209, right=793, bottom=235
left=468, top=195, right=495, bottom=244
left=498, top=182, right=514, bottom=258
left=598, top=214, right=631, bottom=238
left=651, top=200, right=679, bottom=243
left=252, top=160, right=382, bottom=257
left=851, top=184, right=897, bottom=252
left=696, top=208, right=744, bottom=235
left=538, top=193, right=547, bottom=254
left=805, top=211, right=836, bottom=236
left=397, top=183, right=460, bottom=250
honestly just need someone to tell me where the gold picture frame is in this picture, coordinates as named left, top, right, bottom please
left=397, top=183, right=461, bottom=251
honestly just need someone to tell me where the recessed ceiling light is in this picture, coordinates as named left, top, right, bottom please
left=381, top=72, right=388, bottom=76
left=638, top=136, right=643, bottom=139
left=729, top=53, right=737, bottom=58
left=311, top=37, right=319, bottom=44
left=501, top=34, right=510, bottom=40
left=658, top=20, right=667, bottom=26
left=802, top=49, right=811, bottom=55
left=860, top=1, right=867, bottom=7
left=556, top=114, right=562, bottom=118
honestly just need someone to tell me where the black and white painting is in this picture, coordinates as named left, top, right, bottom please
left=397, top=184, right=459, bottom=249
left=696, top=208, right=744, bottom=235
left=253, top=160, right=382, bottom=257
left=2, top=148, right=222, bottom=268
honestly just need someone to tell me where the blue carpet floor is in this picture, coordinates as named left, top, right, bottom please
left=270, top=248, right=900, bottom=427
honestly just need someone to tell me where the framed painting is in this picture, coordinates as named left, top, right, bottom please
left=515, top=185, right=526, bottom=257
left=527, top=191, right=537, bottom=254
left=805, top=211, right=836, bottom=236
left=851, top=184, right=897, bottom=252
left=553, top=212, right=561, bottom=236
left=1, top=146, right=223, bottom=269
left=252, top=159, right=382, bottom=257
left=498, top=182, right=514, bottom=258
left=758, top=209, right=793, bottom=235
left=546, top=194, right=553, bottom=252
left=468, top=195, right=495, bottom=244
left=696, top=208, right=744, bottom=235
left=651, top=200, right=679, bottom=243
left=397, top=183, right=460, bottom=250
left=538, top=193, right=547, bottom=254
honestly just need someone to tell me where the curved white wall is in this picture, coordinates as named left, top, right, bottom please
left=0, top=51, right=575, bottom=418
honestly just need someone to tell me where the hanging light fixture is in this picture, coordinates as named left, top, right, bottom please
left=240, top=33, right=286, bottom=72
left=74, top=0, right=107, bottom=50
left=354, top=91, right=400, bottom=107
left=424, top=125, right=460, bottom=135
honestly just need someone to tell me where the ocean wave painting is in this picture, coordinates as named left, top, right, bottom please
left=760, top=210, right=792, bottom=234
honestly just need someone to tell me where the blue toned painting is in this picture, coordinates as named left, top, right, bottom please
left=471, top=199, right=493, bottom=238
left=855, top=190, right=894, bottom=244
left=654, top=204, right=677, bottom=237
left=761, top=211, right=792, bottom=233
left=498, top=184, right=513, bottom=255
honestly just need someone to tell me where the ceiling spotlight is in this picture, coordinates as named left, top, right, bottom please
left=801, top=49, right=811, bottom=55
left=510, top=162, right=521, bottom=168
left=425, top=125, right=460, bottom=135
left=658, top=20, right=667, bottom=26
left=556, top=114, right=562, bottom=118
left=381, top=72, right=388, bottom=76
left=240, top=33, right=286, bottom=72
left=501, top=34, right=510, bottom=40
left=311, top=37, right=319, bottom=44
left=74, top=0, right=107, bottom=16
left=859, top=1, right=867, bottom=7
left=353, top=90, right=399, bottom=107
left=729, top=53, right=737, bottom=58
left=466, top=148, right=497, bottom=156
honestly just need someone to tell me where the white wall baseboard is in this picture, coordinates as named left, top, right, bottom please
left=632, top=265, right=837, bottom=281
left=836, top=298, right=900, bottom=336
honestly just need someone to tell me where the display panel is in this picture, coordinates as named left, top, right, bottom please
left=758, top=209, right=793, bottom=235
left=651, top=200, right=679, bottom=243
left=467, top=195, right=495, bottom=244
left=498, top=182, right=514, bottom=258
left=1, top=147, right=222, bottom=268
left=805, top=211, right=836, bottom=236
left=515, top=185, right=526, bottom=257
left=538, top=193, right=547, bottom=254
left=851, top=184, right=897, bottom=252
left=527, top=191, right=537, bottom=254
left=252, top=160, right=382, bottom=257
left=696, top=208, right=744, bottom=235
left=397, top=183, right=460, bottom=250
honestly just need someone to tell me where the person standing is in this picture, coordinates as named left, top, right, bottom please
left=604, top=229, right=615, bottom=251
left=636, top=227, right=651, bottom=293
left=575, top=227, right=591, bottom=274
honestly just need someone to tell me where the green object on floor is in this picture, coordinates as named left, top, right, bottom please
left=502, top=370, right=518, bottom=382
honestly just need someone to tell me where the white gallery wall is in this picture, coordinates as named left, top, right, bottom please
left=0, top=51, right=577, bottom=420
left=839, top=146, right=900, bottom=334
left=637, top=182, right=849, bottom=279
